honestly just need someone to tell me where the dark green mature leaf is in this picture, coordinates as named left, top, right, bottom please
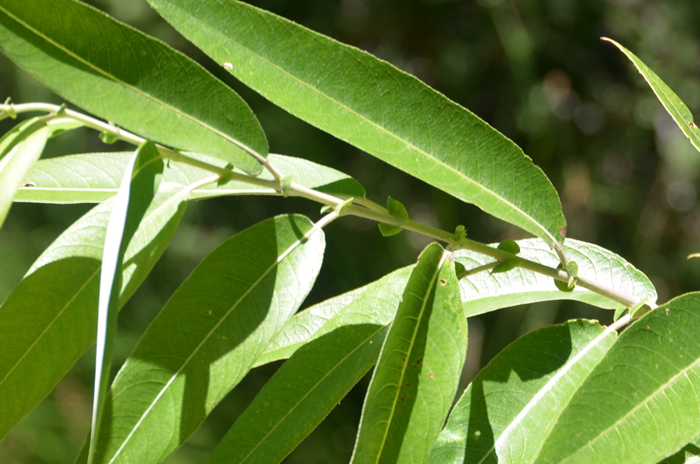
left=145, top=0, right=566, bottom=245
left=605, top=38, right=700, bottom=153
left=0, top=180, right=193, bottom=440
left=535, top=293, right=700, bottom=464
left=352, top=243, right=467, bottom=464
left=428, top=320, right=617, bottom=464
left=0, top=0, right=267, bottom=174
left=208, top=269, right=410, bottom=464
left=88, top=142, right=164, bottom=461
left=455, top=238, right=656, bottom=315
left=0, top=116, right=81, bottom=226
left=81, top=214, right=325, bottom=464
left=15, top=153, right=365, bottom=204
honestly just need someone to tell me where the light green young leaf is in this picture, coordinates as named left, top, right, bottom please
left=535, top=293, right=700, bottom=464
left=15, top=153, right=365, bottom=203
left=208, top=270, right=410, bottom=464
left=378, top=196, right=409, bottom=237
left=428, top=320, right=617, bottom=464
left=80, top=214, right=325, bottom=464
left=352, top=243, right=467, bottom=464
left=605, top=38, right=700, bottom=153
left=0, top=116, right=81, bottom=227
left=145, top=0, right=566, bottom=245
left=0, top=179, right=193, bottom=440
left=88, top=141, right=164, bottom=461
left=0, top=0, right=267, bottom=174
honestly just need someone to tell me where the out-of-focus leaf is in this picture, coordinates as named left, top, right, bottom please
left=79, top=214, right=325, bottom=464
left=0, top=116, right=81, bottom=226
left=455, top=238, right=656, bottom=315
left=535, top=293, right=700, bottom=464
left=15, top=153, right=365, bottom=203
left=145, top=0, right=566, bottom=245
left=87, top=142, right=163, bottom=461
left=428, top=320, right=617, bottom=464
left=605, top=38, right=700, bottom=153
left=208, top=269, right=410, bottom=464
left=0, top=179, right=193, bottom=440
left=351, top=243, right=467, bottom=464
left=0, top=0, right=267, bottom=173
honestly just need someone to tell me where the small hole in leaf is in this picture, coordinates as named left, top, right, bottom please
left=439, top=278, right=447, bottom=286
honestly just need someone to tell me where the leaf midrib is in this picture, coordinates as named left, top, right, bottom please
left=107, top=221, right=320, bottom=463
left=0, top=3, right=262, bottom=161
left=161, top=0, right=556, bottom=245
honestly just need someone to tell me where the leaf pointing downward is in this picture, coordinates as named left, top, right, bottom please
left=145, top=0, right=566, bottom=244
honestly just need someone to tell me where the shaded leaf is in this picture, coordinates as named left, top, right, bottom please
left=535, top=293, right=700, bottom=464
left=605, top=38, right=700, bottom=153
left=81, top=214, right=325, bottom=464
left=428, top=320, right=617, bottom=464
left=497, top=240, right=520, bottom=254
left=88, top=142, right=164, bottom=460
left=145, top=0, right=566, bottom=244
left=0, top=0, right=267, bottom=173
left=0, top=179, right=193, bottom=440
left=378, top=196, right=408, bottom=237
left=491, top=259, right=519, bottom=274
left=659, top=436, right=700, bottom=464
left=208, top=269, right=410, bottom=464
left=351, top=243, right=467, bottom=464
left=15, top=153, right=365, bottom=203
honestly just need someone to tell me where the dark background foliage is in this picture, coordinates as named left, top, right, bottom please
left=1, top=0, right=699, bottom=462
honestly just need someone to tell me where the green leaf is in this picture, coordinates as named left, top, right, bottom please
left=81, top=214, right=325, bottom=464
left=88, top=141, right=164, bottom=461
left=490, top=259, right=519, bottom=274
left=15, top=153, right=365, bottom=204
left=497, top=240, right=520, bottom=254
left=428, top=320, right=618, bottom=464
left=455, top=238, right=657, bottom=315
left=659, top=436, right=700, bottom=464
left=534, top=294, right=700, bottom=463
left=145, top=0, right=566, bottom=245
left=208, top=269, right=410, bottom=464
left=0, top=0, right=267, bottom=174
left=0, top=179, right=193, bottom=440
left=352, top=243, right=467, bottom=464
left=0, top=116, right=81, bottom=226
left=604, top=38, right=700, bottom=153
left=378, top=196, right=409, bottom=236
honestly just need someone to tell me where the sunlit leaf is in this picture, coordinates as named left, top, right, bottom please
left=79, top=214, right=325, bottom=464
left=0, top=0, right=267, bottom=173
left=15, top=153, right=365, bottom=204
left=428, top=320, right=617, bottom=464
left=145, top=0, right=566, bottom=245
left=605, top=38, right=700, bottom=153
left=535, top=294, right=700, bottom=464
left=351, top=243, right=467, bottom=464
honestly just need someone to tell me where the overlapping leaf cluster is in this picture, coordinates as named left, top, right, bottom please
left=1, top=0, right=700, bottom=463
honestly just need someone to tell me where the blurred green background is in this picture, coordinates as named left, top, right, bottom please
left=1, top=0, right=699, bottom=462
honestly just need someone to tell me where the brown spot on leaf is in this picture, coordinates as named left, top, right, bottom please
left=400, top=395, right=406, bottom=402
left=429, top=373, right=434, bottom=379
left=439, top=278, right=447, bottom=286
left=406, top=382, right=411, bottom=387
left=23, top=182, right=35, bottom=188
left=559, top=227, right=567, bottom=239
left=690, top=121, right=698, bottom=129
left=665, top=307, right=670, bottom=315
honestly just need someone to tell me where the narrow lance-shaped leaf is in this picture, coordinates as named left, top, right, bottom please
left=15, top=153, right=365, bottom=204
left=604, top=38, right=700, bottom=153
left=0, top=175, right=195, bottom=441
left=0, top=116, right=82, bottom=227
left=208, top=268, right=411, bottom=464
left=88, top=141, right=164, bottom=461
left=145, top=0, right=566, bottom=245
left=352, top=243, right=467, bottom=464
left=79, top=214, right=325, bottom=464
left=535, top=293, right=700, bottom=464
left=0, top=0, right=267, bottom=173
left=255, top=237, right=655, bottom=369
left=427, top=320, right=618, bottom=464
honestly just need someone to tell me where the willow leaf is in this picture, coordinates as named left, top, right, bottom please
left=428, top=320, right=617, bottom=464
left=535, top=293, right=700, bottom=464
left=351, top=243, right=467, bottom=464
left=605, top=38, right=700, bottom=153
left=145, top=0, right=566, bottom=244
left=208, top=269, right=410, bottom=464
left=0, top=0, right=267, bottom=173
left=80, top=214, right=325, bottom=464
left=0, top=179, right=193, bottom=440
left=15, top=153, right=364, bottom=204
